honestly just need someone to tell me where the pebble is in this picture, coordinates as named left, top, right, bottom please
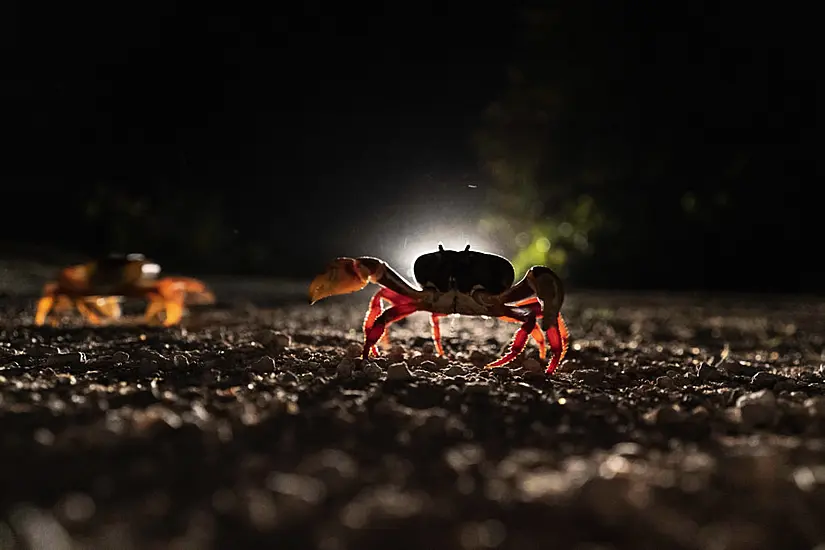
left=363, top=362, right=383, bottom=380
left=419, top=360, right=439, bottom=372
left=736, top=389, right=777, bottom=427
left=250, top=356, right=276, bottom=374
left=112, top=351, right=130, bottom=364
left=521, top=358, right=543, bottom=374
left=45, top=351, right=86, bottom=367
left=387, top=362, right=413, bottom=381
left=804, top=396, right=825, bottom=417
left=469, top=350, right=488, bottom=365
left=421, top=343, right=435, bottom=355
left=573, top=369, right=604, bottom=386
left=465, top=381, right=490, bottom=394
left=173, top=354, right=190, bottom=367
left=389, top=344, right=406, bottom=357
left=258, top=330, right=291, bottom=349
left=279, top=371, right=298, bottom=384
left=646, top=404, right=685, bottom=425
left=345, top=343, right=363, bottom=359
left=656, top=375, right=675, bottom=389
left=491, top=366, right=511, bottom=377
left=697, top=363, right=723, bottom=382
left=751, top=371, right=779, bottom=389
left=773, top=379, right=799, bottom=393
left=444, top=365, right=466, bottom=377
left=336, top=359, right=353, bottom=378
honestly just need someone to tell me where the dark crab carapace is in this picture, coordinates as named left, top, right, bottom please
left=309, top=244, right=569, bottom=374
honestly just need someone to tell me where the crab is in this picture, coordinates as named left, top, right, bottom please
left=308, top=244, right=569, bottom=374
left=142, top=276, right=216, bottom=325
left=34, top=254, right=215, bottom=327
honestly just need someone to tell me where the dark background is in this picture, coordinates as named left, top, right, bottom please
left=3, top=1, right=820, bottom=292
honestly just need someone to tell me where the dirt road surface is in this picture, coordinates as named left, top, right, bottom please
left=2, top=281, right=825, bottom=550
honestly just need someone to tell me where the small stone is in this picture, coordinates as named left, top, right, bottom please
left=251, top=356, right=276, bottom=374
left=336, top=359, right=353, bottom=378
left=645, top=404, right=685, bottom=425
left=774, top=379, right=799, bottom=393
left=573, top=369, right=604, bottom=386
left=279, top=371, right=298, bottom=383
left=45, top=351, right=86, bottom=367
left=345, top=343, right=362, bottom=359
left=444, top=365, right=466, bottom=377
left=804, top=396, right=825, bottom=417
left=736, top=389, right=777, bottom=427
left=491, top=366, right=511, bottom=377
left=387, top=362, right=413, bottom=381
left=465, top=381, right=490, bottom=394
left=419, top=360, right=438, bottom=372
left=259, top=330, right=291, bottom=349
left=697, top=363, right=723, bottom=382
left=612, top=442, right=644, bottom=457
left=363, top=362, right=383, bottom=380
left=750, top=371, right=779, bottom=389
left=691, top=406, right=710, bottom=422
left=656, top=375, right=675, bottom=389
left=521, top=358, right=543, bottom=374
left=173, top=354, right=190, bottom=367
left=421, top=343, right=435, bottom=355
left=435, top=355, right=450, bottom=367
left=112, top=351, right=130, bottom=364
left=469, top=350, right=488, bottom=365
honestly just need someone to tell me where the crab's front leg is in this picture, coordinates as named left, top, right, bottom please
left=363, top=303, right=421, bottom=359
left=499, top=306, right=547, bottom=359
left=34, top=283, right=59, bottom=326
left=309, top=257, right=426, bottom=355
left=495, top=266, right=569, bottom=373
left=363, top=287, right=413, bottom=355
left=486, top=305, right=540, bottom=368
left=309, top=257, right=425, bottom=303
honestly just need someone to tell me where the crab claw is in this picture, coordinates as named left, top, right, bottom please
left=309, top=258, right=369, bottom=304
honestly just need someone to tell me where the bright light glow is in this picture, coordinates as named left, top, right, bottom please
left=393, top=227, right=504, bottom=283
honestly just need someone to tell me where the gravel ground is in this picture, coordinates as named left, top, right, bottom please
left=2, top=283, right=825, bottom=550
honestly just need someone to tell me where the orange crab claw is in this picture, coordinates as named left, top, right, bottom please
left=309, top=258, right=369, bottom=304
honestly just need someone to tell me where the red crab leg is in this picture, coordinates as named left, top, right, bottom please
left=544, top=313, right=569, bottom=374
left=499, top=314, right=547, bottom=359
left=486, top=312, right=537, bottom=368
left=430, top=313, right=446, bottom=355
left=363, top=287, right=414, bottom=354
left=504, top=297, right=569, bottom=373
left=362, top=302, right=420, bottom=359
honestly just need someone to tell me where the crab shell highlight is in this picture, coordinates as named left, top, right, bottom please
left=35, top=254, right=215, bottom=327
left=309, top=244, right=569, bottom=374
